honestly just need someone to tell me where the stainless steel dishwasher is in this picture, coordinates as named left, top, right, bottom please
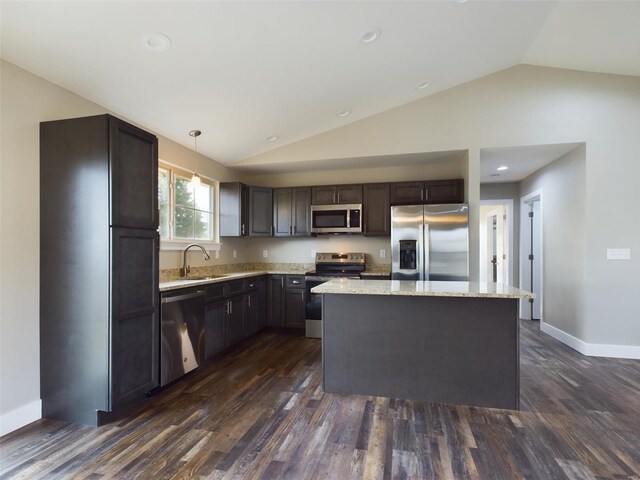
left=160, top=288, right=206, bottom=386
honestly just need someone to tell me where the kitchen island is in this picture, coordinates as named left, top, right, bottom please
left=312, top=280, right=534, bottom=410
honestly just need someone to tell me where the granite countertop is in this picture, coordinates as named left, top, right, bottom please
left=159, top=268, right=308, bottom=292
left=311, top=279, right=534, bottom=299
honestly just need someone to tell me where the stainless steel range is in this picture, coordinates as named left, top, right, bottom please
left=305, top=252, right=365, bottom=338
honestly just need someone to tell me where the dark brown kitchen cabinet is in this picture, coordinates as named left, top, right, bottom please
left=273, top=187, right=312, bottom=237
left=363, top=183, right=390, bottom=236
left=257, top=276, right=268, bottom=330
left=249, top=186, right=273, bottom=236
left=285, top=289, right=305, bottom=328
left=205, top=300, right=226, bottom=359
left=224, top=296, right=245, bottom=347
left=244, top=291, right=259, bottom=336
left=268, top=275, right=286, bottom=327
left=312, top=184, right=362, bottom=205
left=390, top=179, right=463, bottom=205
left=40, top=114, right=159, bottom=426
left=220, top=183, right=273, bottom=237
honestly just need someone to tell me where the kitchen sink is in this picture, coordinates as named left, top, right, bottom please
left=185, top=275, right=225, bottom=281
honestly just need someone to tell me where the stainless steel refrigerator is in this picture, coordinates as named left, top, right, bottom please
left=391, top=204, right=469, bottom=281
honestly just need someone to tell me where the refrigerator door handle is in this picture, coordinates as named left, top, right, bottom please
left=424, top=223, right=429, bottom=280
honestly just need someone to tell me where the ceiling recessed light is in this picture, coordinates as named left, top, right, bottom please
left=143, top=33, right=171, bottom=52
left=337, top=109, right=352, bottom=118
left=490, top=173, right=500, bottom=177
left=457, top=0, right=469, bottom=3
left=266, top=135, right=279, bottom=142
left=360, top=28, right=381, bottom=44
left=497, top=165, right=509, bottom=171
left=417, top=81, right=431, bottom=90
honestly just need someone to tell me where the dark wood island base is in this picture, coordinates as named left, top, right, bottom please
left=318, top=281, right=533, bottom=410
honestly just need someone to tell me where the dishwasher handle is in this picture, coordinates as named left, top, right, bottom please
left=162, top=290, right=206, bottom=304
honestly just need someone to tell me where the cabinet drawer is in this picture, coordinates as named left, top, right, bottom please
left=243, top=277, right=259, bottom=291
left=224, top=279, right=245, bottom=297
left=286, top=275, right=305, bottom=288
left=206, top=284, right=225, bottom=302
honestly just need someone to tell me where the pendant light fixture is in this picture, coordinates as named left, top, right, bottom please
left=189, top=129, right=202, bottom=188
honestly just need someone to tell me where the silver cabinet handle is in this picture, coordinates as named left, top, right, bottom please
left=248, top=295, right=251, bottom=307
left=293, top=224, right=297, bottom=234
left=333, top=192, right=336, bottom=203
left=241, top=224, right=245, bottom=235
left=424, top=188, right=429, bottom=200
left=230, top=300, right=233, bottom=314
left=289, top=225, right=292, bottom=235
left=292, top=280, right=301, bottom=284
left=420, top=189, right=424, bottom=201
left=337, top=192, right=340, bottom=203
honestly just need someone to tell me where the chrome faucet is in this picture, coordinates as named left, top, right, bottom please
left=182, top=243, right=211, bottom=277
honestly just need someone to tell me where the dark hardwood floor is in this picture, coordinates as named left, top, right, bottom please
left=1, top=320, right=639, bottom=480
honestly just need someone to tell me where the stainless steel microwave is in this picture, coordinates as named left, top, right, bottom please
left=311, top=204, right=362, bottom=233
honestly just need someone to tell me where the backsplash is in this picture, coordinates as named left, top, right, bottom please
left=160, top=262, right=314, bottom=283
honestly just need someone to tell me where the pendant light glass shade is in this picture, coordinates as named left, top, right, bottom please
left=189, top=129, right=202, bottom=189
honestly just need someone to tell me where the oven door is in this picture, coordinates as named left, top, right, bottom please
left=305, top=279, right=325, bottom=338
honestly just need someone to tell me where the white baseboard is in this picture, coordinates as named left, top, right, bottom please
left=0, top=399, right=42, bottom=437
left=540, top=322, right=640, bottom=359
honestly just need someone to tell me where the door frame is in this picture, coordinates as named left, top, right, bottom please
left=479, top=199, right=513, bottom=285
left=519, top=189, right=543, bottom=322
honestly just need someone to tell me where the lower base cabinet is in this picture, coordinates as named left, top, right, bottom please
left=205, top=301, right=225, bottom=359
left=225, top=296, right=245, bottom=347
left=269, top=275, right=306, bottom=328
left=285, top=289, right=305, bottom=328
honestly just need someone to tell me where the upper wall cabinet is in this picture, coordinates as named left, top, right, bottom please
left=220, top=182, right=273, bottom=237
left=311, top=184, right=363, bottom=205
left=363, top=183, right=390, bottom=236
left=273, top=187, right=311, bottom=237
left=390, top=179, right=464, bottom=205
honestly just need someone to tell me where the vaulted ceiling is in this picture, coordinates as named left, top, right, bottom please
left=2, top=1, right=638, bottom=165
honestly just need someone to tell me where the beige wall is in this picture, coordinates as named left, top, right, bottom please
left=0, top=60, right=241, bottom=428
left=240, top=64, right=640, bottom=349
left=520, top=146, right=586, bottom=339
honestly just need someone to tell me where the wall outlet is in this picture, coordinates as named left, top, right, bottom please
left=215, top=250, right=220, bottom=259
left=263, top=249, right=268, bottom=258
left=233, top=249, right=237, bottom=259
left=379, top=249, right=386, bottom=259
left=311, top=250, right=316, bottom=259
left=607, top=248, right=631, bottom=260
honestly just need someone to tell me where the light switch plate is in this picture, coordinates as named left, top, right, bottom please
left=263, top=250, right=268, bottom=258
left=379, top=249, right=386, bottom=259
left=233, top=250, right=237, bottom=259
left=607, top=248, right=631, bottom=260
left=311, top=250, right=316, bottom=259
left=215, top=250, right=220, bottom=259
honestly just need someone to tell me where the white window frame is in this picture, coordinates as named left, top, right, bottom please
left=159, top=160, right=221, bottom=251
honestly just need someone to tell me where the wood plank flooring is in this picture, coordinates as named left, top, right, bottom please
left=1, top=320, right=639, bottom=479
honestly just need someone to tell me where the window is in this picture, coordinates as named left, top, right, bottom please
left=158, top=163, right=216, bottom=245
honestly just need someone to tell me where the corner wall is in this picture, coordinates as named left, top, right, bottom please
left=0, top=60, right=242, bottom=435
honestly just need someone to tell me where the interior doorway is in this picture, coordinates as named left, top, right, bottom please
left=520, top=191, right=543, bottom=321
left=479, top=200, right=512, bottom=285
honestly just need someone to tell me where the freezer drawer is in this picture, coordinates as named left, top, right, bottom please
left=160, top=289, right=205, bottom=386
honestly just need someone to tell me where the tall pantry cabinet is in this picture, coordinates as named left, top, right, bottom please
left=40, top=114, right=159, bottom=425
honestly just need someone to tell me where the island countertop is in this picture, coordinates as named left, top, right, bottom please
left=312, top=279, right=534, bottom=299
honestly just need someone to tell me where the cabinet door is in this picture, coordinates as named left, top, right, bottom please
left=225, top=296, right=245, bottom=347
left=424, top=179, right=464, bottom=204
left=220, top=182, right=244, bottom=237
left=336, top=184, right=363, bottom=204
left=285, top=289, right=306, bottom=328
left=249, top=187, right=273, bottom=236
left=292, top=187, right=311, bottom=236
left=205, top=301, right=226, bottom=359
left=273, top=188, right=292, bottom=237
left=390, top=181, right=425, bottom=205
left=257, top=276, right=268, bottom=329
left=268, top=275, right=285, bottom=327
left=109, top=117, right=158, bottom=230
left=311, top=186, right=337, bottom=205
left=110, top=228, right=159, bottom=408
left=363, top=183, right=390, bottom=236
left=244, top=291, right=259, bottom=336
